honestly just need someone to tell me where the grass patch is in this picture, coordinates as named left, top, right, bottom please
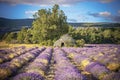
left=0, top=41, right=53, bottom=49
left=0, top=42, right=10, bottom=49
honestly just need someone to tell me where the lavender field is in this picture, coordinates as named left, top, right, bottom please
left=0, top=44, right=120, bottom=80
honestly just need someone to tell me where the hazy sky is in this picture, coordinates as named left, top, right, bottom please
left=0, top=0, right=120, bottom=22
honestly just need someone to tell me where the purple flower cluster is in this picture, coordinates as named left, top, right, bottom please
left=25, top=48, right=52, bottom=74
left=0, top=47, right=45, bottom=80
left=0, top=44, right=120, bottom=80
left=63, top=45, right=120, bottom=71
left=0, top=47, right=37, bottom=64
left=13, top=47, right=52, bottom=80
left=53, top=49, right=84, bottom=80
left=63, top=48, right=92, bottom=70
left=11, top=46, right=26, bottom=52
left=13, top=72, right=44, bottom=80
left=62, top=45, right=120, bottom=80
left=85, top=62, right=110, bottom=79
left=0, top=49, right=13, bottom=54
left=103, top=72, right=120, bottom=80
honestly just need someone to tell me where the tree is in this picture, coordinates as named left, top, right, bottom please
left=113, top=30, right=120, bottom=44
left=5, top=32, right=17, bottom=43
left=76, top=39, right=85, bottom=47
left=31, top=4, right=69, bottom=44
left=2, top=33, right=9, bottom=41
left=102, top=29, right=112, bottom=43
left=24, top=29, right=32, bottom=44
left=17, top=27, right=27, bottom=43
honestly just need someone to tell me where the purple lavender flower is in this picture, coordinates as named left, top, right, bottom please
left=54, top=49, right=84, bottom=80
left=26, top=62, right=47, bottom=71
left=0, top=63, right=12, bottom=80
left=13, top=72, right=44, bottom=80
left=103, top=72, right=120, bottom=80
left=85, top=62, right=110, bottom=79
left=19, top=48, right=52, bottom=78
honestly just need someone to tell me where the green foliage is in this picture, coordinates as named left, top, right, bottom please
left=2, top=33, right=9, bottom=41
left=24, top=29, right=32, bottom=44
left=68, top=27, right=120, bottom=44
left=17, top=27, right=27, bottom=43
left=39, top=40, right=54, bottom=46
left=5, top=32, right=17, bottom=43
left=16, top=27, right=32, bottom=44
left=76, top=39, right=85, bottom=47
left=113, top=30, right=120, bottom=44
left=31, top=4, right=69, bottom=43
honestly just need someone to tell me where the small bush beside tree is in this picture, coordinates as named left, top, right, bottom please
left=76, top=39, right=85, bottom=47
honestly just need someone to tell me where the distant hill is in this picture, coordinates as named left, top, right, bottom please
left=0, top=17, right=34, bottom=28
left=0, top=17, right=120, bottom=37
left=0, top=17, right=34, bottom=37
left=69, top=22, right=120, bottom=28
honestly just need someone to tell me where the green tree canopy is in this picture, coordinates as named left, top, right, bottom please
left=5, top=32, right=17, bottom=43
left=17, top=27, right=27, bottom=43
left=31, top=4, right=69, bottom=43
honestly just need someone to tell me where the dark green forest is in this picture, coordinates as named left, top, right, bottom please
left=2, top=4, right=120, bottom=46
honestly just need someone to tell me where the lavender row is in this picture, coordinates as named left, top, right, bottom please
left=0, top=47, right=38, bottom=64
left=0, top=47, right=45, bottom=80
left=12, top=47, right=52, bottom=80
left=0, top=49, right=13, bottom=55
left=0, top=46, right=26, bottom=59
left=63, top=47, right=120, bottom=79
left=85, top=44, right=120, bottom=47
left=53, top=48, right=84, bottom=80
left=0, top=46, right=26, bottom=54
left=78, top=47, right=120, bottom=71
left=63, top=46, right=120, bottom=71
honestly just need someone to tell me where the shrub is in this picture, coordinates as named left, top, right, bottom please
left=76, top=39, right=85, bottom=47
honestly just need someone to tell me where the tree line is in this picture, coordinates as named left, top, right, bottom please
left=68, top=26, right=120, bottom=44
